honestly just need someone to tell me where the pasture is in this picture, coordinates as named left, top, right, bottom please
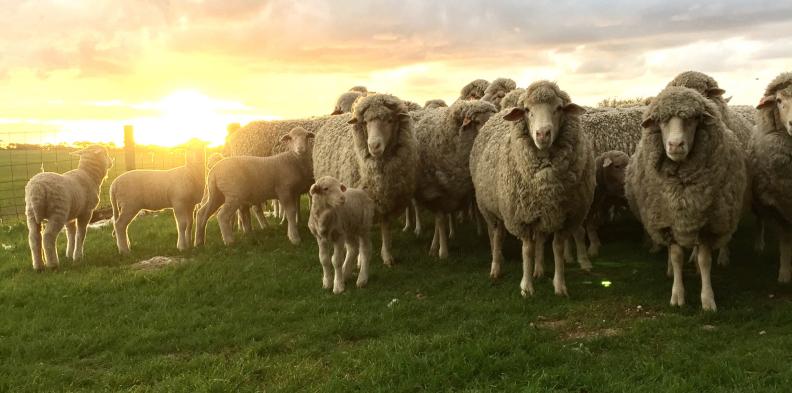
left=1, top=205, right=791, bottom=392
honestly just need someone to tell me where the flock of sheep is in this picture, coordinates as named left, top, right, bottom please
left=22, top=70, right=792, bottom=312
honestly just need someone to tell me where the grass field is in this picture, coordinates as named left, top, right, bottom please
left=1, top=205, right=792, bottom=392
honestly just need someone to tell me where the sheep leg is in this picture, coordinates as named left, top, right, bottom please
left=488, top=219, right=505, bottom=280
left=563, top=238, right=574, bottom=265
left=279, top=201, right=287, bottom=225
left=332, top=240, right=346, bottom=294
left=357, top=234, right=371, bottom=288
left=402, top=207, right=412, bottom=232
left=696, top=244, right=716, bottom=311
left=552, top=232, right=569, bottom=296
left=754, top=219, right=766, bottom=254
left=283, top=197, right=301, bottom=245
left=669, top=244, right=685, bottom=307
left=73, top=215, right=90, bottom=262
left=533, top=233, right=546, bottom=278
left=217, top=202, right=239, bottom=245
left=438, top=213, right=449, bottom=259
left=113, top=209, right=136, bottom=254
left=238, top=207, right=252, bottom=234
left=317, top=239, right=332, bottom=289
left=295, top=194, right=302, bottom=225
left=42, top=219, right=64, bottom=269
left=717, top=245, right=730, bottom=267
left=343, top=241, right=359, bottom=281
left=447, top=213, right=455, bottom=240
left=65, top=220, right=76, bottom=260
left=573, top=226, right=592, bottom=271
left=413, top=199, right=422, bottom=237
left=778, top=230, right=792, bottom=284
left=27, top=216, right=44, bottom=271
left=174, top=205, right=191, bottom=251
left=429, top=215, right=440, bottom=257
left=520, top=235, right=535, bottom=297
left=194, top=191, right=223, bottom=247
left=252, top=204, right=268, bottom=229
left=380, top=222, right=394, bottom=267
left=586, top=222, right=601, bottom=257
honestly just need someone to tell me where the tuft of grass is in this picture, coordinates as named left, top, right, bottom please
left=1, top=205, right=791, bottom=392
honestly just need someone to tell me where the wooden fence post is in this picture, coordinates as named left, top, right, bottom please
left=123, top=125, right=135, bottom=171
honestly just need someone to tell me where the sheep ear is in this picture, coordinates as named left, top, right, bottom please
left=705, top=88, right=726, bottom=98
left=563, top=103, right=586, bottom=116
left=309, top=184, right=318, bottom=195
left=461, top=116, right=472, bottom=127
left=306, top=132, right=315, bottom=139
left=641, top=118, right=656, bottom=129
left=724, top=96, right=733, bottom=103
left=603, top=157, right=613, bottom=168
left=757, top=95, right=776, bottom=109
left=280, top=134, right=292, bottom=143
left=331, top=109, right=343, bottom=115
left=340, top=184, right=347, bottom=192
left=347, top=117, right=358, bottom=125
left=503, top=108, right=525, bottom=121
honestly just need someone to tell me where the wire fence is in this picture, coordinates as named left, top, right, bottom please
left=0, top=130, right=216, bottom=225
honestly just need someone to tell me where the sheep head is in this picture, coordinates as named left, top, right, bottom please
left=332, top=91, right=364, bottom=115
left=597, top=150, right=630, bottom=196
left=310, top=176, right=347, bottom=209
left=72, top=145, right=113, bottom=169
left=667, top=71, right=727, bottom=102
left=348, top=94, right=410, bottom=158
left=452, top=100, right=497, bottom=138
left=757, top=72, right=792, bottom=135
left=460, top=79, right=489, bottom=100
left=504, top=80, right=584, bottom=150
left=280, top=127, right=315, bottom=156
left=642, top=86, right=717, bottom=162
left=482, top=78, right=517, bottom=110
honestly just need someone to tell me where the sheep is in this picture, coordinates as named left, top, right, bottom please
left=308, top=176, right=375, bottom=293
left=224, top=116, right=330, bottom=158
left=413, top=99, right=498, bottom=258
left=332, top=91, right=365, bottom=115
left=207, top=152, right=224, bottom=169
left=580, top=107, right=645, bottom=156
left=404, top=100, right=423, bottom=112
left=625, top=86, right=747, bottom=311
left=730, top=105, right=757, bottom=129
left=583, top=150, right=630, bottom=257
left=481, top=78, right=517, bottom=110
left=349, top=86, right=368, bottom=94
left=470, top=80, right=595, bottom=297
left=749, top=72, right=792, bottom=283
left=110, top=148, right=205, bottom=253
left=312, top=93, right=418, bottom=267
left=501, top=88, right=525, bottom=109
left=459, top=79, right=490, bottom=100
left=24, top=145, right=113, bottom=270
left=195, top=127, right=315, bottom=246
left=424, top=99, right=448, bottom=109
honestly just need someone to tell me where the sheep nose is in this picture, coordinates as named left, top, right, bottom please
left=535, top=126, right=551, bottom=141
left=369, top=142, right=381, bottom=151
left=668, top=140, right=684, bottom=148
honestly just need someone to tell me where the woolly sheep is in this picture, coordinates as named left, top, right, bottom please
left=312, top=93, right=418, bottom=266
left=110, top=148, right=205, bottom=253
left=195, top=127, right=315, bottom=246
left=501, top=88, right=525, bottom=109
left=332, top=91, right=365, bottom=115
left=580, top=107, right=645, bottom=156
left=459, top=79, right=490, bottom=100
left=349, top=86, right=368, bottom=94
left=470, top=80, right=595, bottom=297
left=424, top=99, right=448, bottom=109
left=413, top=99, right=497, bottom=258
left=224, top=116, right=330, bottom=158
left=24, top=145, right=113, bottom=270
left=404, top=100, right=423, bottom=112
left=481, top=78, right=517, bottom=110
left=625, top=86, right=747, bottom=311
left=308, top=176, right=375, bottom=293
left=749, top=72, right=792, bottom=283
left=584, top=150, right=630, bottom=257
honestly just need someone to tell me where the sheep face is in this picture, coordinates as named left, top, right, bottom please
left=461, top=111, right=496, bottom=136
left=349, top=115, right=403, bottom=158
left=482, top=90, right=506, bottom=109
left=73, top=145, right=113, bottom=169
left=600, top=152, right=629, bottom=196
left=504, top=101, right=583, bottom=150
left=657, top=117, right=698, bottom=162
left=281, top=127, right=315, bottom=156
left=310, top=176, right=347, bottom=209
left=758, top=89, right=792, bottom=135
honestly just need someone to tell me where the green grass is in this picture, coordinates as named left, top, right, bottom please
left=1, top=205, right=791, bottom=392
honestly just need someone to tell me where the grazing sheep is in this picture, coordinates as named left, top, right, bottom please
left=460, top=79, right=490, bottom=100
left=625, top=86, right=747, bottom=311
left=470, top=80, right=595, bottom=297
left=111, top=148, right=205, bottom=253
left=749, top=72, right=792, bottom=283
left=308, top=176, right=375, bottom=293
left=313, top=93, right=418, bottom=266
left=24, top=145, right=113, bottom=270
left=584, top=150, right=630, bottom=257
left=332, top=91, right=365, bottom=115
left=414, top=99, right=498, bottom=258
left=481, top=78, right=517, bottom=110
left=195, top=127, right=315, bottom=246
left=501, top=88, right=525, bottom=109
left=424, top=99, right=448, bottom=109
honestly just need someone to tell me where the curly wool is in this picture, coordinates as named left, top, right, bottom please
left=224, top=116, right=330, bottom=157
left=625, top=86, right=746, bottom=248
left=334, top=91, right=365, bottom=115
left=313, top=94, right=418, bottom=220
left=749, top=72, right=792, bottom=227
left=501, top=88, right=525, bottom=109
left=404, top=100, right=422, bottom=112
left=580, top=107, right=644, bottom=156
left=459, top=79, right=490, bottom=100
left=586, top=150, right=630, bottom=227
left=470, top=81, right=595, bottom=237
left=424, top=99, right=447, bottom=109
left=414, top=100, right=497, bottom=213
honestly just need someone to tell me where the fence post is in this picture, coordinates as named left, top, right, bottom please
left=123, top=125, right=135, bottom=171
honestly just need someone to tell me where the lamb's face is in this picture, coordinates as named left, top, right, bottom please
left=658, top=116, right=698, bottom=162
left=281, top=128, right=315, bottom=156
left=363, top=117, right=399, bottom=158
left=310, top=176, right=347, bottom=209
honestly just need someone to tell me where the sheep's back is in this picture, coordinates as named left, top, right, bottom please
left=226, top=116, right=331, bottom=157
left=580, top=107, right=644, bottom=156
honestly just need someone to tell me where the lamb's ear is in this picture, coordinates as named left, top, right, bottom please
left=563, top=103, right=586, bottom=116
left=461, top=116, right=472, bottom=127
left=757, top=95, right=776, bottom=109
left=331, top=109, right=343, bottom=115
left=705, top=88, right=726, bottom=99
left=503, top=108, right=525, bottom=121
left=641, top=117, right=656, bottom=129
left=347, top=117, right=358, bottom=125
left=280, top=134, right=292, bottom=143
left=340, top=184, right=347, bottom=192
left=309, top=184, right=318, bottom=195
left=724, top=96, right=733, bottom=103
left=603, top=157, right=613, bottom=168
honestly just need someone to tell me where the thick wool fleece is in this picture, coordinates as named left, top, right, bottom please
left=580, top=107, right=645, bottom=156
left=586, top=150, right=630, bottom=226
left=424, top=99, right=447, bottom=109
left=225, top=116, right=330, bottom=157
left=501, top=88, right=525, bottom=109
left=459, top=79, right=490, bottom=100
left=313, top=94, right=418, bottom=221
left=334, top=91, right=364, bottom=114
left=625, top=86, right=747, bottom=248
left=750, top=72, right=792, bottom=228
left=414, top=100, right=497, bottom=213
left=470, top=81, right=595, bottom=237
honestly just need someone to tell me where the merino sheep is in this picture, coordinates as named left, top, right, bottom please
left=24, top=145, right=113, bottom=270
left=332, top=91, right=365, bottom=115
left=749, top=72, right=792, bottom=283
left=225, top=116, right=329, bottom=158
left=501, top=88, right=525, bottom=109
left=195, top=127, right=315, bottom=246
left=584, top=150, right=630, bottom=257
left=580, top=107, right=645, bottom=156
left=460, top=79, right=490, bottom=100
left=424, top=99, right=448, bottom=109
left=470, top=80, right=595, bottom=297
left=625, top=86, right=747, bottom=311
left=308, top=176, right=375, bottom=293
left=413, top=99, right=498, bottom=258
left=313, top=93, right=418, bottom=266
left=481, top=78, right=517, bottom=110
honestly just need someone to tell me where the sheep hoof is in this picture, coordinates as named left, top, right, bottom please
left=414, top=228, right=421, bottom=237
left=520, top=287, right=534, bottom=298
left=438, top=250, right=448, bottom=260
left=717, top=252, right=729, bottom=267
left=553, top=284, right=568, bottom=297
left=333, top=285, right=345, bottom=294
left=670, top=291, right=685, bottom=307
left=383, top=259, right=394, bottom=268
left=778, top=271, right=791, bottom=284
left=701, top=297, right=717, bottom=312
left=356, top=279, right=368, bottom=288
left=579, top=260, right=593, bottom=272
left=322, top=277, right=332, bottom=289
left=587, top=245, right=600, bottom=258
left=533, top=269, right=545, bottom=279
left=33, top=265, right=44, bottom=272
left=288, top=237, right=301, bottom=246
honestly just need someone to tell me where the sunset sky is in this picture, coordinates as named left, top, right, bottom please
left=1, top=0, right=791, bottom=146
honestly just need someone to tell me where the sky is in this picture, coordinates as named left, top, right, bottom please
left=1, top=0, right=791, bottom=146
